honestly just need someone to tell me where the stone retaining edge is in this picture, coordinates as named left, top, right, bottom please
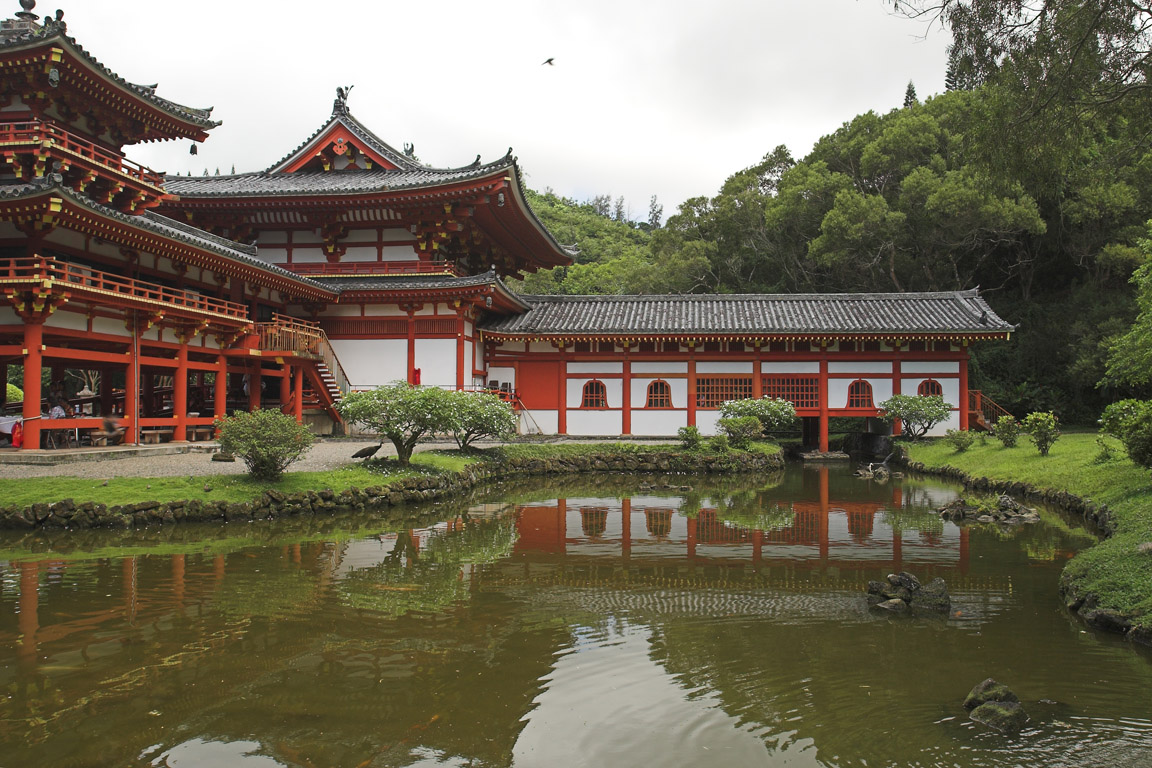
left=900, top=459, right=1150, bottom=647
left=0, top=450, right=784, bottom=533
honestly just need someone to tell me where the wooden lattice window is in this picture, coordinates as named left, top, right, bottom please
left=918, top=379, right=943, bottom=397
left=646, top=380, right=673, bottom=408
left=762, top=376, right=820, bottom=408
left=696, top=376, right=753, bottom=408
left=581, top=380, right=608, bottom=408
left=846, top=379, right=874, bottom=408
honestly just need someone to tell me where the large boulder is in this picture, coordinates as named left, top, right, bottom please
left=969, top=701, right=1028, bottom=733
left=964, top=678, right=1019, bottom=710
left=916, top=577, right=952, bottom=613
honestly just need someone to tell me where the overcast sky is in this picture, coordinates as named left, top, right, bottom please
left=51, top=0, right=949, bottom=220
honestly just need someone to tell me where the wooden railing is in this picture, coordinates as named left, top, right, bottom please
left=255, top=314, right=350, bottom=399
left=968, top=390, right=1012, bottom=430
left=0, top=120, right=165, bottom=187
left=0, top=256, right=250, bottom=320
left=285, top=260, right=462, bottom=277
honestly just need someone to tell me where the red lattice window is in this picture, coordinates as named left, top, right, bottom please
left=762, top=376, right=820, bottom=409
left=846, top=380, right=874, bottom=408
left=918, top=379, right=943, bottom=397
left=696, top=376, right=753, bottom=408
left=581, top=380, right=608, bottom=408
left=646, top=380, right=673, bottom=408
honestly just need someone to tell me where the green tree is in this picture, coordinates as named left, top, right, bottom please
left=214, top=409, right=315, bottom=481
left=447, top=390, right=517, bottom=449
left=717, top=397, right=797, bottom=432
left=337, top=383, right=455, bottom=465
left=878, top=394, right=952, bottom=439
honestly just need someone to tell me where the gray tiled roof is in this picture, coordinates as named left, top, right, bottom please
left=317, top=272, right=530, bottom=309
left=479, top=291, right=1015, bottom=336
left=164, top=165, right=514, bottom=198
left=0, top=17, right=218, bottom=130
left=267, top=110, right=427, bottom=174
left=0, top=178, right=331, bottom=296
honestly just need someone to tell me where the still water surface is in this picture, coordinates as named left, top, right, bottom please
left=1, top=466, right=1151, bottom=767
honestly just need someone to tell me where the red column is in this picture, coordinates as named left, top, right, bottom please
left=752, top=345, right=763, bottom=398
left=455, top=307, right=466, bottom=391
left=214, top=354, right=227, bottom=422
left=125, top=339, right=139, bottom=445
left=818, top=354, right=829, bottom=452
left=293, top=364, right=304, bottom=424
left=173, top=341, right=188, bottom=442
left=687, top=348, right=697, bottom=428
left=557, top=348, right=567, bottom=435
left=406, top=307, right=417, bottom=385
left=622, top=352, right=631, bottom=436
left=21, top=320, right=43, bottom=450
left=279, top=366, right=291, bottom=410
left=959, top=346, right=970, bottom=430
left=891, top=356, right=902, bottom=437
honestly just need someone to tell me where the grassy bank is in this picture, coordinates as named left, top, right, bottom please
left=906, top=433, right=1152, bottom=630
left=0, top=441, right=779, bottom=508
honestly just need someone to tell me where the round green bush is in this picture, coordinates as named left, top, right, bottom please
left=992, top=415, right=1021, bottom=448
left=1022, top=411, right=1061, bottom=456
left=214, top=409, right=315, bottom=481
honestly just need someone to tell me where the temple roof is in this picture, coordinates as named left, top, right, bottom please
left=0, top=178, right=333, bottom=299
left=479, top=290, right=1015, bottom=337
left=0, top=10, right=218, bottom=141
left=318, top=271, right=529, bottom=311
left=163, top=165, right=520, bottom=198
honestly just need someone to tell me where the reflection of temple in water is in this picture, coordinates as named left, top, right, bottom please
left=514, top=466, right=970, bottom=574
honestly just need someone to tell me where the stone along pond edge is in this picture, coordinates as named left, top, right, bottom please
left=0, top=448, right=785, bottom=532
left=900, top=457, right=1152, bottom=647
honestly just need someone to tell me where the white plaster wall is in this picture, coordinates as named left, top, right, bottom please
left=696, top=411, right=721, bottom=436
left=160, top=328, right=180, bottom=345
left=697, top=361, right=753, bottom=374
left=343, top=247, right=377, bottom=261
left=902, top=376, right=960, bottom=409
left=344, top=229, right=379, bottom=243
left=0, top=305, right=17, bottom=325
left=46, top=311, right=87, bottom=331
left=294, top=231, right=324, bottom=245
left=463, top=342, right=473, bottom=383
left=632, top=410, right=686, bottom=436
left=415, top=338, right=457, bottom=387
left=927, top=411, right=961, bottom=436
left=829, top=361, right=893, bottom=374
left=631, top=361, right=687, bottom=374
left=361, top=304, right=406, bottom=316
left=381, top=245, right=417, bottom=260
left=630, top=377, right=687, bottom=408
left=257, top=231, right=288, bottom=244
left=828, top=377, right=893, bottom=408
left=761, top=361, right=819, bottom=373
left=488, top=367, right=515, bottom=387
left=523, top=341, right=553, bottom=354
left=568, top=361, right=624, bottom=374
left=319, top=305, right=363, bottom=317
left=567, top=410, right=622, bottom=436
left=901, top=361, right=961, bottom=374
left=523, top=409, right=558, bottom=435
left=567, top=377, right=622, bottom=408
left=91, top=317, right=130, bottom=337
left=332, top=338, right=407, bottom=387
left=293, top=252, right=327, bottom=263
left=46, top=230, right=86, bottom=250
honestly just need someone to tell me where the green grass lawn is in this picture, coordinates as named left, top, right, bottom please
left=907, top=432, right=1152, bottom=628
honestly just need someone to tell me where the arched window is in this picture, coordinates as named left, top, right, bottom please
left=918, top=379, right=943, bottom=397
left=646, top=380, right=672, bottom=408
left=581, top=380, right=608, bottom=408
left=847, top=379, right=874, bottom=408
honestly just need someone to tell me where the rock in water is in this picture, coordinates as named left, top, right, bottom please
left=964, top=678, right=1020, bottom=710
left=917, top=577, right=952, bottom=613
left=873, top=598, right=909, bottom=614
left=969, top=700, right=1028, bottom=733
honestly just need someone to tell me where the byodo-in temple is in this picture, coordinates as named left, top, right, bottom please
left=0, top=3, right=1014, bottom=452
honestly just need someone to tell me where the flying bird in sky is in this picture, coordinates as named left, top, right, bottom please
left=542, top=58, right=554, bottom=66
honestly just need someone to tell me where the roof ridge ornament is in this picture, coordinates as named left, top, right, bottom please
left=16, top=0, right=37, bottom=20
left=333, top=85, right=353, bottom=116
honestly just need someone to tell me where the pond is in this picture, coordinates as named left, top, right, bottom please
left=1, top=465, right=1150, bottom=768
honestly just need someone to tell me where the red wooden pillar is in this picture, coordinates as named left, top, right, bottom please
left=818, top=354, right=829, bottom=453
left=959, top=346, right=970, bottom=430
left=173, top=341, right=188, bottom=442
left=293, top=364, right=304, bottom=424
left=752, top=344, right=763, bottom=398
left=279, top=366, right=291, bottom=409
left=455, top=306, right=466, bottom=391
left=213, top=354, right=227, bottom=422
left=125, top=341, right=139, bottom=445
left=405, top=306, right=417, bottom=385
left=891, top=354, right=903, bottom=436
left=557, top=346, right=567, bottom=435
left=21, top=320, right=44, bottom=449
left=687, top=347, right=697, bottom=428
left=621, top=351, right=631, bottom=436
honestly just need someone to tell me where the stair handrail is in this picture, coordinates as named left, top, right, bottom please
left=968, top=390, right=1012, bottom=428
left=255, top=314, right=350, bottom=401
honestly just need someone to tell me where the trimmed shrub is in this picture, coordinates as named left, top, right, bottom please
left=709, top=434, right=730, bottom=453
left=5, top=382, right=21, bottom=404
left=445, top=390, right=517, bottom=449
left=991, top=415, right=1021, bottom=448
left=943, top=428, right=976, bottom=452
left=718, top=397, right=797, bottom=433
left=1116, top=402, right=1152, bottom=471
left=878, top=394, right=952, bottom=439
left=214, top=409, right=315, bottom=481
left=1022, top=411, right=1061, bottom=456
left=337, top=383, right=456, bottom=465
left=718, top=416, right=763, bottom=449
left=677, top=425, right=703, bottom=450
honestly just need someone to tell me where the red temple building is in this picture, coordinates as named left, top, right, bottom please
left=0, top=3, right=1013, bottom=452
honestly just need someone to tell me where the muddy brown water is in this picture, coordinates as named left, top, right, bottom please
left=1, top=465, right=1150, bottom=768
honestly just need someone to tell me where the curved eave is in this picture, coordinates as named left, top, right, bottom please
left=478, top=330, right=1013, bottom=344
left=0, top=186, right=334, bottom=302
left=0, top=31, right=217, bottom=142
left=266, top=112, right=421, bottom=174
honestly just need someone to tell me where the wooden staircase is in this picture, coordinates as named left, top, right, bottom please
left=968, top=390, right=1012, bottom=431
left=257, top=315, right=350, bottom=425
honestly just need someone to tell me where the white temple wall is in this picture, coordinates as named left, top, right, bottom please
left=332, top=338, right=407, bottom=388
left=566, top=410, right=622, bottom=436
left=631, top=410, right=687, bottom=435
left=414, top=339, right=457, bottom=387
